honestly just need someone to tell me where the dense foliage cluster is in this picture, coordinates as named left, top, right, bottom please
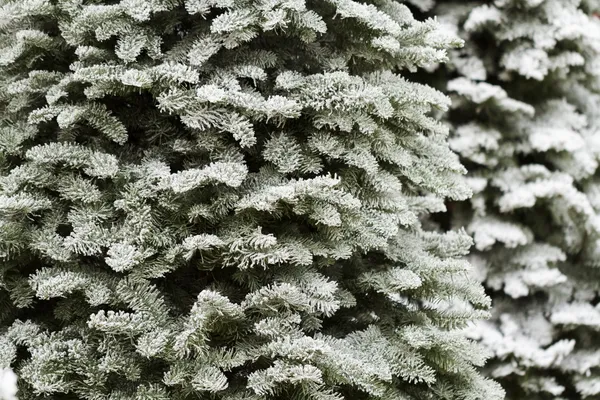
left=0, top=0, right=502, bottom=399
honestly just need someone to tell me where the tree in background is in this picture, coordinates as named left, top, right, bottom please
left=430, top=0, right=600, bottom=398
left=0, top=0, right=501, bottom=399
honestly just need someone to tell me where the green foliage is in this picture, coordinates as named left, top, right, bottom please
left=0, top=0, right=501, bottom=399
left=430, top=0, right=600, bottom=398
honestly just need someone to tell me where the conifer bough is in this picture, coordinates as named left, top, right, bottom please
left=0, top=0, right=502, bottom=399
left=430, top=0, right=600, bottom=398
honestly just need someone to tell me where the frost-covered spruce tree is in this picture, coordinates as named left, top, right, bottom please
left=0, top=0, right=503, bottom=399
left=429, top=0, right=600, bottom=398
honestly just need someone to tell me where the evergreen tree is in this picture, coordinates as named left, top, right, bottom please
left=431, top=0, right=600, bottom=398
left=0, top=0, right=501, bottom=399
